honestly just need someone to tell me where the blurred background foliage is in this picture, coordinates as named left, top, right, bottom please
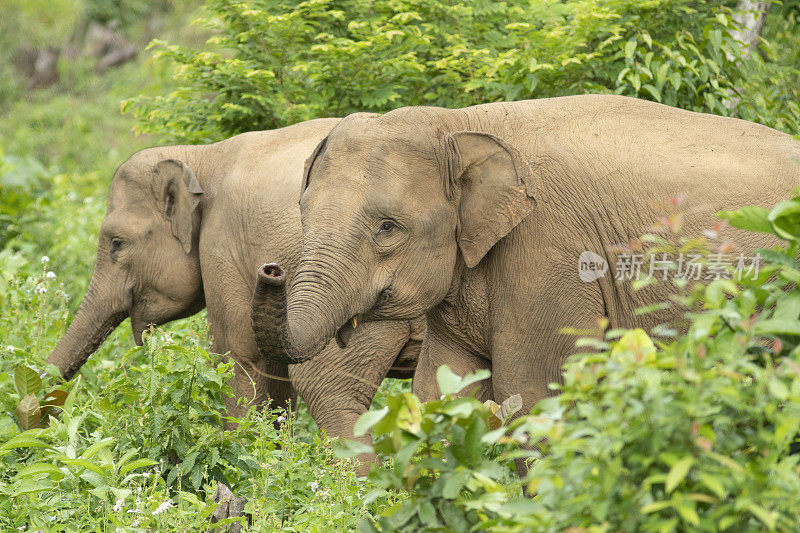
left=0, top=0, right=799, bottom=530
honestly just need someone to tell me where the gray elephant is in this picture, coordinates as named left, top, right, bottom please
left=46, top=118, right=425, bottom=469
left=250, top=95, right=800, bottom=422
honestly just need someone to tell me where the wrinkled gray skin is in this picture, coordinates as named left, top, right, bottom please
left=46, top=118, right=424, bottom=472
left=251, top=95, right=800, bottom=427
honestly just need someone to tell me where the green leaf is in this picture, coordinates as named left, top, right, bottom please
left=14, top=366, right=41, bottom=397
left=641, top=500, right=673, bottom=513
left=81, top=438, right=114, bottom=460
left=119, top=458, right=158, bottom=476
left=15, top=463, right=65, bottom=481
left=772, top=292, right=800, bottom=321
left=746, top=503, right=778, bottom=530
left=353, top=407, right=388, bottom=437
left=625, top=40, right=637, bottom=59
left=88, top=485, right=109, bottom=499
left=60, top=457, right=108, bottom=477
left=442, top=470, right=472, bottom=499
left=665, top=456, right=694, bottom=494
left=0, top=434, right=49, bottom=451
left=12, top=480, right=52, bottom=496
left=642, top=83, right=662, bottom=101
left=675, top=500, right=699, bottom=526
left=436, top=365, right=491, bottom=396
left=753, top=319, right=800, bottom=336
left=418, top=500, right=437, bottom=526
left=768, top=199, right=800, bottom=241
left=718, top=206, right=774, bottom=235
left=698, top=473, right=725, bottom=499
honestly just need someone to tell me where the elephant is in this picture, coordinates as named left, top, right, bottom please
left=45, top=118, right=425, bottom=471
left=250, top=95, right=800, bottom=425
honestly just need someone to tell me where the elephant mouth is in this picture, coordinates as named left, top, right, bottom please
left=335, top=315, right=361, bottom=349
left=334, top=287, right=391, bottom=349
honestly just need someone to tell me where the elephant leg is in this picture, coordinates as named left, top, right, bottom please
left=412, top=325, right=492, bottom=403
left=490, top=295, right=604, bottom=477
left=290, top=320, right=413, bottom=476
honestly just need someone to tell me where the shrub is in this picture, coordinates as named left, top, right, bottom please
left=95, top=330, right=258, bottom=492
left=125, top=0, right=800, bottom=143
left=342, top=366, right=526, bottom=532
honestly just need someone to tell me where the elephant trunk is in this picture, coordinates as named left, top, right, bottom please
left=251, top=263, right=339, bottom=364
left=46, top=279, right=127, bottom=380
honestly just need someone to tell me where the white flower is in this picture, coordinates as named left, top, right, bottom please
left=41, top=256, right=49, bottom=264
left=6, top=345, right=13, bottom=352
left=152, top=499, right=174, bottom=515
left=113, top=497, right=125, bottom=512
left=131, top=519, right=140, bottom=527
left=46, top=271, right=56, bottom=279
left=310, top=481, right=319, bottom=492
left=277, top=415, right=285, bottom=423
left=35, top=284, right=47, bottom=294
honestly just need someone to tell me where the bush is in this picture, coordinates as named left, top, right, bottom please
left=95, top=330, right=257, bottom=492
left=342, top=366, right=526, bottom=532
left=125, top=0, right=800, bottom=143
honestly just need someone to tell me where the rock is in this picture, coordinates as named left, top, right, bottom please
left=210, top=482, right=250, bottom=532
left=96, top=44, right=137, bottom=73
left=13, top=47, right=60, bottom=89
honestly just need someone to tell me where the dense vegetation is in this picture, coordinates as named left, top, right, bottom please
left=1, top=0, right=799, bottom=531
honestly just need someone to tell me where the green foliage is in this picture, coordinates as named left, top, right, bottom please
left=82, top=0, right=152, bottom=27
left=341, top=366, right=527, bottom=532
left=127, top=0, right=800, bottom=143
left=0, top=310, right=391, bottom=530
left=737, top=4, right=800, bottom=133
left=96, top=331, right=257, bottom=492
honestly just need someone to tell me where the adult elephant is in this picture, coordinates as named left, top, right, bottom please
left=251, top=95, right=800, bottom=421
left=46, top=118, right=425, bottom=466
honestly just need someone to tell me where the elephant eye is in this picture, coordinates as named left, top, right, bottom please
left=377, top=220, right=395, bottom=234
left=110, top=238, right=124, bottom=259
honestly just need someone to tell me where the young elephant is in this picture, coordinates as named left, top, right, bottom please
left=46, top=118, right=424, bottom=466
left=250, top=95, right=800, bottom=422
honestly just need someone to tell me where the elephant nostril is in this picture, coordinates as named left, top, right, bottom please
left=259, top=263, right=286, bottom=281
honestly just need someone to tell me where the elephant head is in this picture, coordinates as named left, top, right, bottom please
left=47, top=149, right=206, bottom=380
left=250, top=107, right=535, bottom=363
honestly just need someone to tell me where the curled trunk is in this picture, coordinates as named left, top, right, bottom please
left=251, top=263, right=330, bottom=365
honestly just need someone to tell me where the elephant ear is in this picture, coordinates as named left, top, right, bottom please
left=445, top=131, right=536, bottom=268
left=300, top=136, right=328, bottom=196
left=156, top=159, right=203, bottom=254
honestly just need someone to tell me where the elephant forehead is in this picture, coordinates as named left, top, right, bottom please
left=107, top=175, right=157, bottom=213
